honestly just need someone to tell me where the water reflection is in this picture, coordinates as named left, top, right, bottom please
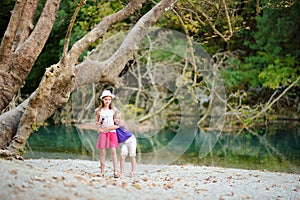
left=24, top=125, right=300, bottom=173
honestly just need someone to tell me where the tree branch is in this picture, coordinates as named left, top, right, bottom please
left=250, top=76, right=300, bottom=123
left=61, top=0, right=86, bottom=65
left=12, top=0, right=39, bottom=51
left=17, top=0, right=62, bottom=58
left=183, top=0, right=233, bottom=42
left=74, top=0, right=179, bottom=87
left=0, top=0, right=26, bottom=63
left=68, top=0, right=146, bottom=64
left=221, top=0, right=233, bottom=39
left=0, top=0, right=62, bottom=111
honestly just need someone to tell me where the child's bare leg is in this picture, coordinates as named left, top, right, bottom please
left=100, top=149, right=106, bottom=176
left=130, top=156, right=136, bottom=177
left=120, top=155, right=126, bottom=176
left=111, top=148, right=119, bottom=177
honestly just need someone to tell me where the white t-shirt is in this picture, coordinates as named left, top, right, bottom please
left=99, top=109, right=116, bottom=132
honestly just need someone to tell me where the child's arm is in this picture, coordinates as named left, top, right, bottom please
left=99, top=125, right=120, bottom=132
left=95, top=109, right=101, bottom=126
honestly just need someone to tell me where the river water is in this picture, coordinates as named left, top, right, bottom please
left=24, top=124, right=300, bottom=174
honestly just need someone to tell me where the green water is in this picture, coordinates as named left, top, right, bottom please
left=24, top=125, right=300, bottom=173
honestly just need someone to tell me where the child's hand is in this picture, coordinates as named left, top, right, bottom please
left=99, top=127, right=107, bottom=132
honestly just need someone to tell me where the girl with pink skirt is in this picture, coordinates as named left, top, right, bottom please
left=95, top=90, right=119, bottom=178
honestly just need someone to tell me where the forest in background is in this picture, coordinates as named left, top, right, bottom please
left=1, top=0, right=299, bottom=132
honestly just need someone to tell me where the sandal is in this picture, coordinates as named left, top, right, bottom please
left=96, top=173, right=104, bottom=177
left=130, top=172, right=135, bottom=177
left=113, top=173, right=120, bottom=178
left=98, top=166, right=104, bottom=177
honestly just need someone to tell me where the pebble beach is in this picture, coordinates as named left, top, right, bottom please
left=0, top=159, right=299, bottom=200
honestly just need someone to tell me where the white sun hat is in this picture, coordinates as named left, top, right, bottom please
left=100, top=90, right=115, bottom=99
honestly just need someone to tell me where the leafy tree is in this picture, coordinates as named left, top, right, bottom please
left=1, top=0, right=298, bottom=160
left=0, top=0, right=179, bottom=159
left=221, top=0, right=299, bottom=92
left=254, top=0, right=300, bottom=89
left=219, top=0, right=300, bottom=132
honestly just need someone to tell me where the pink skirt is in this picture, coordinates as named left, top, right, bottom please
left=96, top=132, right=118, bottom=149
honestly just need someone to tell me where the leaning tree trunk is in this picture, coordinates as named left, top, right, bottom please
left=0, top=0, right=62, bottom=111
left=3, top=0, right=177, bottom=158
left=0, top=0, right=146, bottom=155
left=0, top=99, right=29, bottom=149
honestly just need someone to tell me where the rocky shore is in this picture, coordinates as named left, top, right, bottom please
left=0, top=159, right=299, bottom=200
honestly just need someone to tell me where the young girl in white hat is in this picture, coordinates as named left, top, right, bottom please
left=95, top=90, right=119, bottom=178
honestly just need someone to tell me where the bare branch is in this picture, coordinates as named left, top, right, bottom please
left=250, top=76, right=300, bottom=123
left=221, top=0, right=233, bottom=39
left=172, top=7, right=198, bottom=85
left=61, top=0, right=86, bottom=65
left=185, top=0, right=233, bottom=42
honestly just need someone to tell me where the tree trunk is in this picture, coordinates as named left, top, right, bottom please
left=0, top=99, right=29, bottom=149
left=1, top=0, right=177, bottom=158
left=0, top=0, right=62, bottom=111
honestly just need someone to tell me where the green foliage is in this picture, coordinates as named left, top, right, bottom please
left=251, top=1, right=299, bottom=57
left=221, top=0, right=300, bottom=92
left=121, top=104, right=143, bottom=120
left=19, top=147, right=26, bottom=155
left=259, top=55, right=299, bottom=89
left=220, top=58, right=262, bottom=90
left=251, top=1, right=300, bottom=89
left=31, top=121, right=44, bottom=132
left=75, top=0, right=123, bottom=31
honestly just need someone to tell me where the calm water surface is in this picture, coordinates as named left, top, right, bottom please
left=24, top=124, right=300, bottom=173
